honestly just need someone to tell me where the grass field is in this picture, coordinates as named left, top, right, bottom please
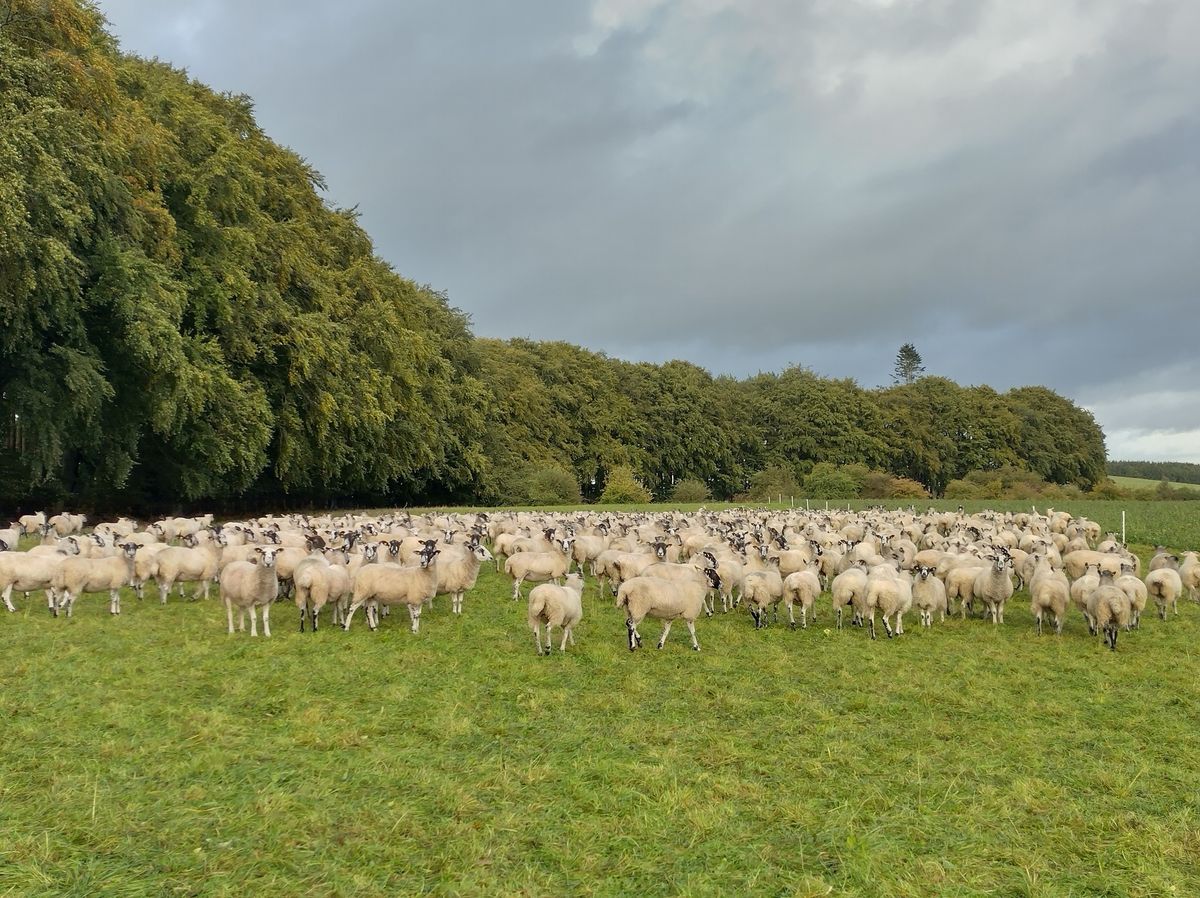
left=1108, top=475, right=1200, bottom=494
left=3, top=505, right=1200, bottom=896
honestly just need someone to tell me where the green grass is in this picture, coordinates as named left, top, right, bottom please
left=2, top=518, right=1200, bottom=896
left=1109, top=475, right=1200, bottom=494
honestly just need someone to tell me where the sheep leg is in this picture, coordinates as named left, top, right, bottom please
left=249, top=605, right=259, bottom=637
left=868, top=611, right=876, bottom=640
left=159, top=582, right=170, bottom=605
left=533, top=624, right=543, bottom=655
left=408, top=603, right=421, bottom=634
left=511, top=578, right=521, bottom=600
left=342, top=600, right=362, bottom=631
left=1, top=586, right=14, bottom=613
left=836, top=606, right=843, bottom=630
left=1036, top=611, right=1042, bottom=636
left=545, top=622, right=554, bottom=650
left=896, top=612, right=904, bottom=635
left=226, top=599, right=235, bottom=634
left=801, top=605, right=808, bottom=629
left=560, top=627, right=570, bottom=652
left=657, top=620, right=673, bottom=649
left=568, top=627, right=576, bottom=646
left=110, top=588, right=120, bottom=615
left=261, top=603, right=271, bottom=638
left=788, top=602, right=796, bottom=630
left=882, top=614, right=894, bottom=639
left=686, top=620, right=699, bottom=651
left=299, top=606, right=306, bottom=632
left=311, top=608, right=319, bottom=632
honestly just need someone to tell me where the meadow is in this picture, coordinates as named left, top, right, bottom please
left=2, top=501, right=1199, bottom=897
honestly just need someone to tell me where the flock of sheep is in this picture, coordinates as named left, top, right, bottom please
left=1, top=507, right=1197, bottom=652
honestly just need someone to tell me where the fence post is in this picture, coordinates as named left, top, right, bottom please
left=1122, top=510, right=1126, bottom=546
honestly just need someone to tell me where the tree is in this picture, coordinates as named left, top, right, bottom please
left=892, top=343, right=926, bottom=385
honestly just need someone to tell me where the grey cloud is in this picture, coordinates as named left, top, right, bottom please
left=98, top=0, right=1200, bottom=457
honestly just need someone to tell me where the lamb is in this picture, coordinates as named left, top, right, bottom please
left=1144, top=568, right=1183, bottom=620
left=433, top=540, right=494, bottom=614
left=972, top=556, right=1014, bottom=625
left=343, top=544, right=440, bottom=633
left=528, top=573, right=585, bottom=654
left=292, top=555, right=352, bottom=632
left=616, top=571, right=719, bottom=651
left=864, top=568, right=912, bottom=639
left=219, top=547, right=282, bottom=637
left=782, top=563, right=822, bottom=630
left=1028, top=557, right=1070, bottom=636
left=830, top=561, right=869, bottom=629
left=0, top=550, right=72, bottom=612
left=1069, top=564, right=1102, bottom=629
left=911, top=565, right=948, bottom=628
left=742, top=568, right=784, bottom=629
left=152, top=532, right=226, bottom=603
left=504, top=539, right=573, bottom=599
left=1087, top=571, right=1131, bottom=651
left=52, top=542, right=138, bottom=616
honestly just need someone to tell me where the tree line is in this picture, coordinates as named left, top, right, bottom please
left=1106, top=461, right=1200, bottom=486
left=0, top=1, right=1107, bottom=512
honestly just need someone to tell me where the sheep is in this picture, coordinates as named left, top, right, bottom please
left=151, top=532, right=226, bottom=603
left=219, top=547, right=282, bottom=637
left=17, top=512, right=45, bottom=536
left=830, top=562, right=869, bottom=629
left=0, top=525, right=20, bottom=551
left=0, top=550, right=72, bottom=612
left=1070, top=564, right=1102, bottom=629
left=1028, top=557, right=1069, bottom=636
left=1145, top=568, right=1183, bottom=620
left=292, top=555, right=352, bottom=632
left=1179, top=552, right=1200, bottom=603
left=504, top=539, right=573, bottom=599
left=132, top=543, right=170, bottom=599
left=945, top=562, right=986, bottom=618
left=1148, top=548, right=1179, bottom=572
left=528, top=573, right=585, bottom=655
left=616, top=570, right=720, bottom=651
left=52, top=543, right=139, bottom=616
left=343, top=544, right=441, bottom=633
left=782, top=563, right=822, bottom=629
left=972, top=556, right=1014, bottom=625
left=1087, top=571, right=1131, bottom=650
left=433, top=540, right=494, bottom=614
left=911, top=565, right=948, bottom=628
left=864, top=568, right=912, bottom=639
left=742, top=568, right=784, bottom=629
left=1114, top=563, right=1147, bottom=629
left=47, top=512, right=85, bottom=537
left=641, top=561, right=722, bottom=616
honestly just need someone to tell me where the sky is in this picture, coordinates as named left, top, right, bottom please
left=96, top=0, right=1200, bottom=462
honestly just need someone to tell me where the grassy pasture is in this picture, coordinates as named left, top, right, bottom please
left=2, top=504, right=1200, bottom=896
left=1108, top=476, right=1200, bottom=494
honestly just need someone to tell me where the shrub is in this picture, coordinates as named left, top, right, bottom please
left=887, top=477, right=929, bottom=499
left=802, top=463, right=860, bottom=499
left=745, top=466, right=801, bottom=501
left=523, top=466, right=582, bottom=505
left=599, top=466, right=652, bottom=504
left=671, top=479, right=710, bottom=503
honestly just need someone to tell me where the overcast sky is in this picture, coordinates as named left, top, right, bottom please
left=97, top=0, right=1199, bottom=462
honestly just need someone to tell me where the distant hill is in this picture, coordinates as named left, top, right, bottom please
left=1108, top=475, right=1200, bottom=494
left=1107, top=461, right=1200, bottom=485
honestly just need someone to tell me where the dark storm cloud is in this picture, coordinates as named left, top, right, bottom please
left=98, top=0, right=1200, bottom=461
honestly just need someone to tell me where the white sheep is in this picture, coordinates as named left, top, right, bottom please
left=1114, top=563, right=1147, bottom=629
left=0, top=550, right=72, bottom=612
left=830, top=562, right=869, bottom=629
left=343, top=545, right=441, bottom=633
left=504, top=540, right=573, bottom=599
left=528, top=573, right=585, bottom=654
left=152, top=532, right=226, bottom=603
left=742, top=569, right=784, bottom=629
left=17, top=512, right=45, bottom=536
left=865, top=568, right=912, bottom=639
left=1087, top=571, right=1131, bottom=650
left=617, top=573, right=716, bottom=651
left=52, top=543, right=138, bottom=616
left=782, top=564, right=822, bottom=630
left=1144, top=568, right=1183, bottom=620
left=292, top=555, right=352, bottom=632
left=433, top=541, right=494, bottom=614
left=911, top=565, right=948, bottom=628
left=219, top=547, right=282, bottom=637
left=972, top=556, right=1014, bottom=625
left=1028, top=557, right=1069, bottom=636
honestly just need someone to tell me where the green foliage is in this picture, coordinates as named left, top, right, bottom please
left=887, top=477, right=930, bottom=499
left=1107, top=460, right=1200, bottom=485
left=671, top=478, right=710, bottom=503
left=802, top=462, right=861, bottom=499
left=744, top=465, right=801, bottom=501
left=599, top=465, right=651, bottom=503
left=499, top=465, right=581, bottom=506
